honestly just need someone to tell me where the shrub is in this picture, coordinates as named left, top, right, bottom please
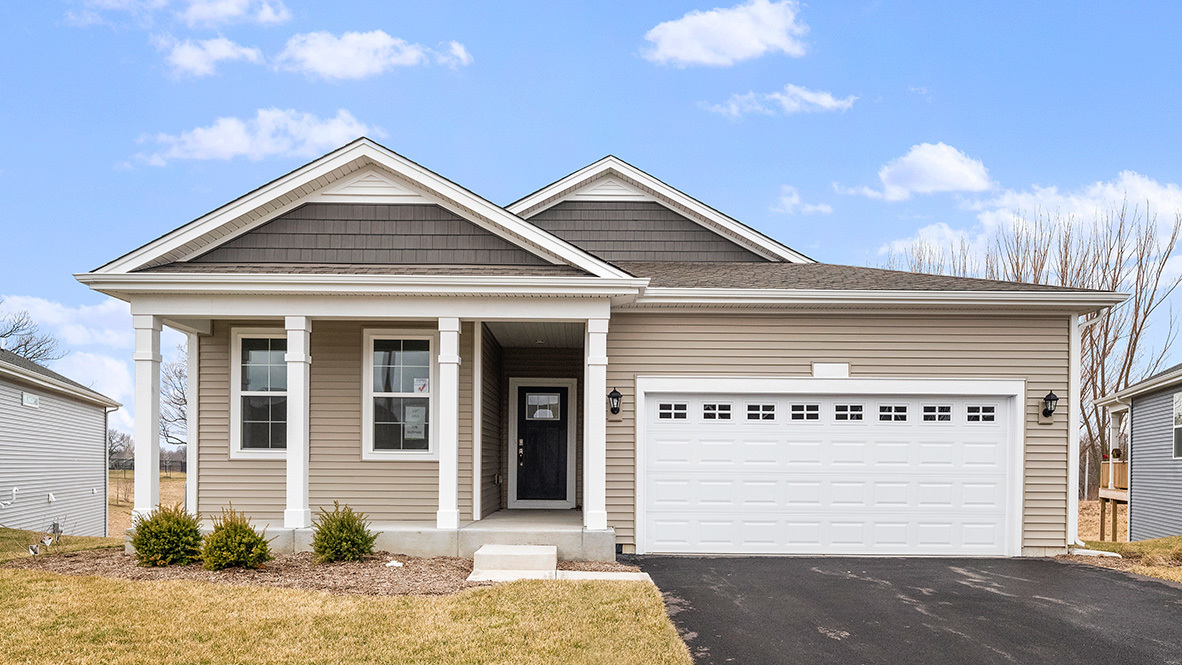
left=312, top=501, right=378, bottom=563
left=202, top=507, right=273, bottom=571
left=130, top=503, right=203, bottom=567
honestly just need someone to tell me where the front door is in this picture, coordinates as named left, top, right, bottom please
left=515, top=385, right=569, bottom=502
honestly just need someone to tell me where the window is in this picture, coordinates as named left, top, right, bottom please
left=703, top=403, right=731, bottom=420
left=879, top=404, right=907, bottom=422
left=834, top=404, right=863, bottom=421
left=526, top=393, right=561, bottom=421
left=747, top=403, right=776, bottom=421
left=20, top=392, right=39, bottom=408
left=1174, top=394, right=1182, bottom=458
left=967, top=405, right=996, bottom=423
left=230, top=331, right=287, bottom=457
left=658, top=403, right=687, bottom=420
left=923, top=404, right=952, bottom=422
left=363, top=331, right=436, bottom=459
left=790, top=403, right=820, bottom=421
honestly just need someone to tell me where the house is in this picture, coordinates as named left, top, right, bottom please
left=1098, top=364, right=1182, bottom=541
left=0, top=349, right=119, bottom=536
left=77, top=138, right=1123, bottom=559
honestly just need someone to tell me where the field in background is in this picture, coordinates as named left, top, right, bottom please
left=1078, top=499, right=1128, bottom=543
left=108, top=471, right=187, bottom=535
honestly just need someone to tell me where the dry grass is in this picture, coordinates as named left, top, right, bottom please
left=108, top=470, right=187, bottom=535
left=1064, top=533, right=1182, bottom=585
left=0, top=569, right=690, bottom=665
left=0, top=528, right=121, bottom=564
left=1077, top=499, right=1128, bottom=542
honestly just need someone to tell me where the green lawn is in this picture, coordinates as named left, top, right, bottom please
left=1084, top=534, right=1182, bottom=584
left=0, top=570, right=690, bottom=665
left=0, top=528, right=122, bottom=564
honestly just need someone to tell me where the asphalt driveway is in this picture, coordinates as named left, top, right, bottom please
left=635, top=556, right=1182, bottom=665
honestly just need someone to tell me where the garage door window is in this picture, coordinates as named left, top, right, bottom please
left=879, top=404, right=907, bottom=422
left=747, top=403, right=776, bottom=421
left=967, top=405, right=996, bottom=422
left=658, top=403, right=687, bottom=420
left=922, top=404, right=952, bottom=422
left=790, top=403, right=820, bottom=421
left=834, top=404, right=863, bottom=421
left=703, top=403, right=731, bottom=420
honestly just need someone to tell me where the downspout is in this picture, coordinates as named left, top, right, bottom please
left=1070, top=311, right=1106, bottom=548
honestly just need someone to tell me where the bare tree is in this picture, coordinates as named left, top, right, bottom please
left=883, top=203, right=1182, bottom=497
left=107, top=428, right=133, bottom=460
left=161, top=343, right=188, bottom=447
left=0, top=301, right=65, bottom=363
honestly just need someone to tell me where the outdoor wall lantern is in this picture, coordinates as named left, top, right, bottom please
left=607, top=388, right=622, bottom=415
left=1042, top=391, right=1060, bottom=418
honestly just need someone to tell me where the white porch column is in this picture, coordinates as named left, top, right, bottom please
left=283, top=316, right=312, bottom=529
left=132, top=315, right=162, bottom=519
left=437, top=317, right=462, bottom=529
left=583, top=318, right=610, bottom=531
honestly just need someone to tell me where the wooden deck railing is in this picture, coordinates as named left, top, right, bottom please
left=1101, top=461, right=1128, bottom=490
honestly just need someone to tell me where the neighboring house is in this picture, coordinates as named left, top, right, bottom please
left=1099, top=364, right=1182, bottom=540
left=0, top=349, right=119, bottom=536
left=77, top=138, right=1123, bottom=559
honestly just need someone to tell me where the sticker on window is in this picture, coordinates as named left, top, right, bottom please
left=404, top=405, right=428, bottom=439
left=414, top=378, right=430, bottom=393
left=527, top=393, right=561, bottom=420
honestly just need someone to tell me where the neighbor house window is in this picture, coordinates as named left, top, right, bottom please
left=363, top=330, right=437, bottom=459
left=703, top=403, right=731, bottom=420
left=967, top=405, right=996, bottom=423
left=1173, top=394, right=1182, bottom=458
left=834, top=404, right=863, bottom=421
left=230, top=330, right=287, bottom=458
left=923, top=405, right=952, bottom=422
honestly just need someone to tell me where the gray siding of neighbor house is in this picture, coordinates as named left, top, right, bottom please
left=0, top=375, right=107, bottom=537
left=1129, top=388, right=1182, bottom=540
left=191, top=203, right=552, bottom=265
left=526, top=201, right=768, bottom=262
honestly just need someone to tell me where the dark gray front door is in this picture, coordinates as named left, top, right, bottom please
left=516, top=385, right=568, bottom=501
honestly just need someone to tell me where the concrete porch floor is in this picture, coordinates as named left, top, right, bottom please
left=149, top=509, right=615, bottom=562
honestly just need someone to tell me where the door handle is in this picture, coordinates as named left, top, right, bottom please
left=518, top=439, right=524, bottom=467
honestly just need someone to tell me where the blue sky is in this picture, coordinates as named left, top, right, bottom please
left=3, top=1, right=1182, bottom=429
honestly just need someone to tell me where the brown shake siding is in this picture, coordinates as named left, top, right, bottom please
left=604, top=312, right=1072, bottom=551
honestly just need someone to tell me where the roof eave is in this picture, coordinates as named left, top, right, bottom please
left=630, top=287, right=1128, bottom=310
left=1098, top=369, right=1182, bottom=407
left=0, top=360, right=121, bottom=409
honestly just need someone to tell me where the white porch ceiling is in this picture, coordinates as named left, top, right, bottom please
left=485, top=321, right=584, bottom=348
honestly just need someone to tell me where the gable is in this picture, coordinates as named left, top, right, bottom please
left=189, top=203, right=551, bottom=265
left=529, top=201, right=766, bottom=262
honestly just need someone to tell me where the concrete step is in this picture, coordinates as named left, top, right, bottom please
left=473, top=544, right=557, bottom=572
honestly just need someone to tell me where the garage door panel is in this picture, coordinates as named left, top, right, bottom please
left=643, top=393, right=1013, bottom=555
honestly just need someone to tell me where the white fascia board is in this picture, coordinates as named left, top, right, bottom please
left=1098, top=369, right=1182, bottom=406
left=507, top=157, right=812, bottom=264
left=0, top=361, right=121, bottom=408
left=635, top=375, right=1026, bottom=398
left=92, top=139, right=632, bottom=280
left=633, top=287, right=1129, bottom=310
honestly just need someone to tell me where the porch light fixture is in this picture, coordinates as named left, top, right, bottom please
left=607, top=388, right=622, bottom=415
left=1041, top=391, right=1060, bottom=418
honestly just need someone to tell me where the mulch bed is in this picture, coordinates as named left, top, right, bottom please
left=3, top=549, right=640, bottom=596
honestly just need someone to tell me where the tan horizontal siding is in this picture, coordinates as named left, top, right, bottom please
left=605, top=312, right=1071, bottom=551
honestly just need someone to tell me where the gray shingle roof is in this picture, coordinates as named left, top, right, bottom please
left=612, top=261, right=1104, bottom=292
left=0, top=349, right=117, bottom=405
left=138, top=262, right=590, bottom=277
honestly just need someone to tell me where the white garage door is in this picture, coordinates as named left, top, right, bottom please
left=641, top=393, right=1016, bottom=556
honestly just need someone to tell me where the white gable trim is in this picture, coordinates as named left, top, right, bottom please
left=507, top=156, right=814, bottom=264
left=315, top=169, right=432, bottom=203
left=567, top=175, right=655, bottom=203
left=94, top=139, right=633, bottom=279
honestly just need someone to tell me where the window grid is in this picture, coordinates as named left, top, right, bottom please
left=967, top=405, right=996, bottom=423
left=703, top=403, right=732, bottom=420
left=239, top=337, right=288, bottom=450
left=659, top=403, right=688, bottom=420
left=834, top=404, right=864, bottom=421
left=923, top=404, right=952, bottom=422
left=370, top=337, right=433, bottom=452
left=747, top=403, right=776, bottom=421
left=790, top=403, right=820, bottom=421
left=879, top=404, right=908, bottom=422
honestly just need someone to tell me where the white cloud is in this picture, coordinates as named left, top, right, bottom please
left=277, top=30, right=429, bottom=79
left=435, top=41, right=473, bottom=69
left=1, top=295, right=133, bottom=350
left=154, top=35, right=263, bottom=77
left=138, top=108, right=381, bottom=165
left=706, top=84, right=856, bottom=119
left=842, top=142, right=994, bottom=202
left=643, top=0, right=808, bottom=67
left=177, top=0, right=290, bottom=26
left=55, top=352, right=136, bottom=428
left=773, top=185, right=832, bottom=215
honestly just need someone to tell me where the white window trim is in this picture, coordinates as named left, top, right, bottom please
left=789, top=402, right=821, bottom=422
left=746, top=402, right=777, bottom=422
left=877, top=403, right=909, bottom=423
left=230, top=327, right=287, bottom=460
left=967, top=403, right=999, bottom=424
left=702, top=401, right=733, bottom=421
left=361, top=328, right=440, bottom=461
left=833, top=402, right=865, bottom=423
left=1174, top=393, right=1182, bottom=460
left=921, top=403, right=954, bottom=424
left=657, top=402, right=689, bottom=420
left=632, top=376, right=1027, bottom=557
